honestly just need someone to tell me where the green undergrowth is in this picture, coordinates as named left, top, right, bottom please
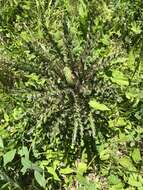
left=0, top=0, right=143, bottom=189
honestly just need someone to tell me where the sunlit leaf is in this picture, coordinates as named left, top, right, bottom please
left=89, top=100, right=110, bottom=111
left=131, top=22, right=141, bottom=34
left=111, top=70, right=129, bottom=86
left=128, top=174, right=142, bottom=187
left=79, top=0, right=88, bottom=20
left=116, top=117, right=127, bottom=127
left=108, top=175, right=121, bottom=185
left=119, top=156, right=136, bottom=171
left=100, top=149, right=110, bottom=160
left=77, top=162, right=87, bottom=175
left=132, top=148, right=141, bottom=163
left=60, top=167, right=73, bottom=174
left=4, top=113, right=9, bottom=122
left=47, top=167, right=60, bottom=181
left=12, top=108, right=23, bottom=120
left=125, top=90, right=138, bottom=100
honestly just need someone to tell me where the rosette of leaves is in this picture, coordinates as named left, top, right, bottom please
left=20, top=0, right=121, bottom=159
left=1, top=0, right=143, bottom=189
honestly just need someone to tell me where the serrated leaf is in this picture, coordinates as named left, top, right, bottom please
left=89, top=100, right=110, bottom=111
left=132, top=148, right=141, bottom=163
left=34, top=171, right=46, bottom=188
left=3, top=149, right=16, bottom=166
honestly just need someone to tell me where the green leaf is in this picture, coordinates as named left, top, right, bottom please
left=125, top=89, right=139, bottom=100
left=21, top=157, right=42, bottom=174
left=108, top=175, right=121, bottom=185
left=21, top=157, right=32, bottom=170
left=88, top=182, right=97, bottom=190
left=77, top=175, right=88, bottom=186
left=109, top=117, right=127, bottom=128
left=34, top=171, right=46, bottom=188
left=116, top=117, right=127, bottom=127
left=0, top=137, right=4, bottom=149
left=60, top=167, right=73, bottom=174
left=4, top=113, right=9, bottom=122
left=109, top=184, right=124, bottom=190
left=12, top=108, right=23, bottom=120
left=119, top=156, right=136, bottom=171
left=89, top=100, right=110, bottom=111
left=47, top=167, right=60, bottom=181
left=18, top=146, right=29, bottom=160
left=131, top=22, right=141, bottom=34
left=20, top=31, right=31, bottom=41
left=21, top=157, right=32, bottom=168
left=101, top=34, right=110, bottom=45
left=111, top=70, right=129, bottom=86
left=77, top=162, right=87, bottom=175
left=63, top=66, right=75, bottom=86
left=99, top=149, right=110, bottom=160
left=128, top=50, right=135, bottom=67
left=79, top=0, right=88, bottom=20
left=128, top=174, right=142, bottom=187
left=132, top=148, right=141, bottom=163
left=118, top=133, right=130, bottom=142
left=3, top=149, right=16, bottom=166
